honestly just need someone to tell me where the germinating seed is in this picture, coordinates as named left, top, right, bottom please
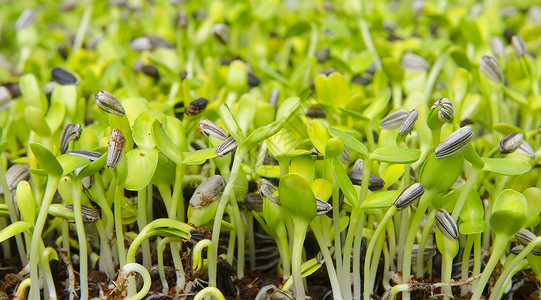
left=247, top=72, right=261, bottom=87
left=411, top=245, right=437, bottom=265
left=15, top=9, right=36, bottom=30
left=244, top=193, right=264, bottom=212
left=392, top=183, right=424, bottom=210
left=198, top=119, right=228, bottom=140
left=51, top=67, right=78, bottom=85
left=499, top=132, right=524, bottom=154
left=215, top=136, right=237, bottom=157
left=68, top=150, right=103, bottom=161
left=95, top=90, right=125, bottom=116
left=1, top=164, right=29, bottom=195
left=435, top=209, right=459, bottom=240
left=515, top=229, right=541, bottom=255
left=258, top=178, right=280, bottom=205
left=401, top=53, right=430, bottom=71
left=60, top=123, right=82, bottom=154
left=212, top=23, right=229, bottom=44
left=65, top=204, right=100, bottom=223
left=517, top=140, right=535, bottom=158
left=348, top=169, right=385, bottom=191
left=316, top=198, right=333, bottom=216
left=130, top=36, right=153, bottom=51
left=431, top=97, right=454, bottom=123
left=189, top=175, right=226, bottom=208
left=490, top=36, right=505, bottom=58
left=511, top=245, right=525, bottom=255
left=306, top=106, right=326, bottom=119
left=479, top=54, right=503, bottom=83
left=107, top=128, right=126, bottom=169
left=398, top=109, right=418, bottom=136
left=185, top=97, right=208, bottom=116
left=316, top=48, right=331, bottom=62
left=511, top=35, right=527, bottom=57
left=310, top=148, right=325, bottom=160
left=434, top=126, right=474, bottom=159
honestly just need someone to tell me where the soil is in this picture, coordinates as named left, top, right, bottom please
left=0, top=230, right=540, bottom=299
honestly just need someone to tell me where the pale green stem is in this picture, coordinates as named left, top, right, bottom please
left=62, top=222, right=70, bottom=258
left=492, top=259, right=529, bottom=300
left=461, top=234, right=475, bottom=296
left=352, top=213, right=366, bottom=300
left=331, top=177, right=344, bottom=291
left=157, top=237, right=180, bottom=293
left=246, top=212, right=256, bottom=270
left=471, top=234, right=509, bottom=300
left=291, top=221, right=309, bottom=300
left=402, top=190, right=437, bottom=300
left=72, top=0, right=93, bottom=55
left=227, top=228, right=236, bottom=263
left=72, top=179, right=88, bottom=300
left=114, top=184, right=126, bottom=267
left=424, top=53, right=446, bottom=102
left=137, top=187, right=151, bottom=269
left=451, top=167, right=481, bottom=220
left=0, top=163, right=27, bottom=264
left=276, top=225, right=291, bottom=279
left=311, top=220, right=342, bottom=299
left=95, top=220, right=115, bottom=279
left=194, top=239, right=216, bottom=287
left=211, top=147, right=246, bottom=281
left=122, top=263, right=152, bottom=300
left=441, top=253, right=454, bottom=300
left=40, top=247, right=57, bottom=300
left=416, top=209, right=436, bottom=278
left=392, top=84, right=403, bottom=109
left=358, top=19, right=381, bottom=69
left=194, top=287, right=226, bottom=300
left=364, top=206, right=397, bottom=300
left=397, top=208, right=409, bottom=272
left=29, top=176, right=60, bottom=300
left=14, top=278, right=32, bottom=300
left=489, top=237, right=541, bottom=300
left=170, top=164, right=186, bottom=221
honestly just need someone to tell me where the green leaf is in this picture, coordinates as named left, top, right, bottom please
left=183, top=148, right=218, bottom=165
left=256, top=165, right=281, bottom=178
left=0, top=221, right=32, bottom=242
left=125, top=148, right=159, bottom=191
left=258, top=65, right=290, bottom=86
left=0, top=141, right=9, bottom=153
left=338, top=107, right=369, bottom=121
left=364, top=89, right=391, bottom=119
left=151, top=119, right=181, bottom=164
left=371, top=147, right=421, bottom=164
left=45, top=101, right=66, bottom=134
left=286, top=21, right=311, bottom=37
left=492, top=123, right=525, bottom=135
left=290, top=59, right=315, bottom=87
left=219, top=103, right=245, bottom=142
left=326, top=72, right=350, bottom=108
left=307, top=120, right=331, bottom=155
left=503, top=86, right=529, bottom=106
left=57, top=154, right=90, bottom=176
left=51, top=84, right=77, bottom=119
left=382, top=57, right=404, bottom=82
left=360, top=190, right=401, bottom=209
left=329, top=128, right=369, bottom=158
left=236, top=94, right=257, bottom=133
left=246, top=121, right=284, bottom=147
left=24, top=106, right=51, bottom=136
left=279, top=173, right=317, bottom=222
left=330, top=158, right=358, bottom=208
left=451, top=68, right=471, bottom=103
left=76, top=153, right=107, bottom=179
left=133, top=110, right=168, bottom=150
left=481, top=158, right=531, bottom=175
left=19, top=73, right=47, bottom=112
left=148, top=56, right=180, bottom=81
left=30, top=143, right=63, bottom=177
left=122, top=98, right=149, bottom=128
left=16, top=181, right=36, bottom=224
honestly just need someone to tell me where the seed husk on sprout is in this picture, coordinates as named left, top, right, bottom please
left=185, top=97, right=209, bottom=116
left=401, top=53, right=430, bottom=71
left=315, top=198, right=333, bottom=216
left=431, top=97, right=454, bottom=123
left=199, top=119, right=228, bottom=140
left=189, top=175, right=226, bottom=208
left=434, top=126, right=474, bottom=159
left=392, top=183, right=424, bottom=210
left=479, top=55, right=503, bottom=83
left=244, top=193, right=264, bottom=212
left=511, top=35, right=527, bottom=57
left=490, top=36, right=505, bottom=58
left=379, top=109, right=409, bottom=130
left=258, top=179, right=280, bottom=205
left=65, top=204, right=100, bottom=223
left=411, top=245, right=437, bottom=265
left=68, top=150, right=103, bottom=161
left=95, top=90, right=125, bottom=116
left=398, top=109, right=418, bottom=136
left=517, top=140, right=535, bottom=158
left=515, top=229, right=541, bottom=255
left=1, top=164, right=29, bottom=195
left=212, top=23, right=229, bottom=44
left=215, top=136, right=237, bottom=157
left=51, top=67, right=78, bottom=85
left=435, top=209, right=459, bottom=240
left=107, top=128, right=126, bottom=169
left=499, top=133, right=524, bottom=154
left=60, top=123, right=82, bottom=154
left=316, top=48, right=331, bottom=62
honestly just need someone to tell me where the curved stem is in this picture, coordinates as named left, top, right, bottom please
left=114, top=183, right=126, bottom=267
left=471, top=234, right=509, bottom=300
left=40, top=247, right=57, bottom=300
left=352, top=212, right=366, bottom=300
left=311, top=220, right=342, bottom=299
left=193, top=239, right=216, bottom=287
left=121, top=263, right=152, bottom=300
left=29, top=176, right=60, bottom=300
left=137, top=187, right=151, bottom=269
left=193, top=287, right=226, bottom=300
left=416, top=209, right=436, bottom=278
left=14, top=278, right=32, bottom=300
left=489, top=236, right=541, bottom=300
left=157, top=237, right=180, bottom=293
left=461, top=234, right=475, bottom=296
